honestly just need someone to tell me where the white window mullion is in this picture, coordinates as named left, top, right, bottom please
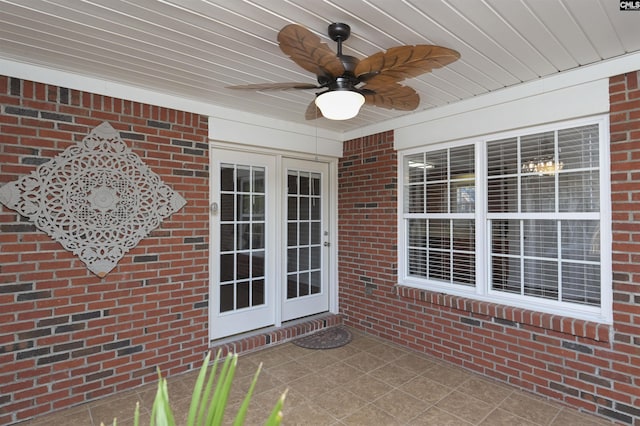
left=557, top=220, right=563, bottom=302
left=519, top=219, right=525, bottom=296
left=449, top=218, right=454, bottom=285
left=517, top=135, right=523, bottom=214
left=554, top=129, right=560, bottom=214
left=476, top=140, right=487, bottom=297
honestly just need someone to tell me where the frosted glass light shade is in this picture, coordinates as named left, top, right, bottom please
left=315, top=90, right=365, bottom=120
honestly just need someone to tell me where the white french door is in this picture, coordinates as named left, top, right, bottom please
left=210, top=150, right=277, bottom=339
left=282, top=159, right=330, bottom=321
left=210, top=151, right=331, bottom=340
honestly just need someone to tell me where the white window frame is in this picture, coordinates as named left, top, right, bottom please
left=398, top=115, right=612, bottom=324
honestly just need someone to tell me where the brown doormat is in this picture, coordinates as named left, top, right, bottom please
left=292, top=326, right=352, bottom=349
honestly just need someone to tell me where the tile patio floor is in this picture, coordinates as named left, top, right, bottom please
left=19, top=328, right=614, bottom=426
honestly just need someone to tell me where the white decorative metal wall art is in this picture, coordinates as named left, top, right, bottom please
left=0, top=122, right=186, bottom=277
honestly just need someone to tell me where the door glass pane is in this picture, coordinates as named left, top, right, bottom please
left=300, top=172, right=310, bottom=194
left=237, top=224, right=249, bottom=250
left=220, top=284, right=234, bottom=312
left=311, top=222, right=321, bottom=245
left=299, top=222, right=309, bottom=245
left=219, top=164, right=266, bottom=312
left=287, top=169, right=323, bottom=300
left=220, top=194, right=234, bottom=221
left=287, top=197, right=297, bottom=219
left=221, top=165, right=235, bottom=191
left=253, top=168, right=265, bottom=193
left=252, top=250, right=264, bottom=277
left=252, top=223, right=264, bottom=249
left=237, top=167, right=250, bottom=191
left=287, top=274, right=298, bottom=298
left=299, top=272, right=310, bottom=296
left=253, top=195, right=265, bottom=219
left=252, top=280, right=265, bottom=305
left=237, top=194, right=251, bottom=220
left=220, top=224, right=234, bottom=251
left=287, top=223, right=297, bottom=246
left=311, top=198, right=321, bottom=220
left=236, top=253, right=249, bottom=279
left=237, top=282, right=250, bottom=309
left=220, top=254, right=234, bottom=282
left=310, top=271, right=321, bottom=294
left=287, top=248, right=297, bottom=272
left=311, top=247, right=321, bottom=269
left=299, top=247, right=309, bottom=270
left=299, top=197, right=309, bottom=220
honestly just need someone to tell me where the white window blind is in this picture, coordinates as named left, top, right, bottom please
left=404, top=145, right=475, bottom=287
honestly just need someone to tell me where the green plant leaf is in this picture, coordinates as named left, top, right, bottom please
left=146, top=351, right=285, bottom=426
left=198, top=351, right=222, bottom=425
left=151, top=369, right=176, bottom=426
left=210, top=354, right=238, bottom=425
left=150, top=374, right=160, bottom=425
left=232, top=362, right=262, bottom=426
left=186, top=351, right=212, bottom=426
left=265, top=389, right=287, bottom=426
left=204, top=353, right=232, bottom=425
left=133, top=401, right=139, bottom=426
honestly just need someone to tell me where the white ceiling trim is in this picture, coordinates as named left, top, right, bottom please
left=346, top=51, right=640, bottom=142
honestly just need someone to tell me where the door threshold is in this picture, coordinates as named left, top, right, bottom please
left=209, top=313, right=343, bottom=357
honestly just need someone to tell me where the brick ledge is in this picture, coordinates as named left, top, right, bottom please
left=209, top=313, right=343, bottom=357
left=393, top=285, right=610, bottom=343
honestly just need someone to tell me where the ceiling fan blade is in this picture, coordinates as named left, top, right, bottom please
left=227, top=82, right=319, bottom=90
left=278, top=24, right=345, bottom=79
left=362, top=83, right=420, bottom=111
left=305, top=99, right=323, bottom=120
left=355, top=45, right=460, bottom=85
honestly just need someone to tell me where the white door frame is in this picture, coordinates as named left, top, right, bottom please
left=209, top=143, right=338, bottom=341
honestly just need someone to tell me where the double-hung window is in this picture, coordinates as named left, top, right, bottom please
left=400, top=117, right=610, bottom=322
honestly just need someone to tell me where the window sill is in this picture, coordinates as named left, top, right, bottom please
left=393, top=284, right=610, bottom=343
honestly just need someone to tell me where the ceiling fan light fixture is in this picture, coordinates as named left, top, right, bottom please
left=314, top=90, right=365, bottom=120
left=229, top=23, right=460, bottom=121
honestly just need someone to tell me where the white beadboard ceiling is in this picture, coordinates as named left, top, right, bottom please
left=1, top=0, right=638, bottom=134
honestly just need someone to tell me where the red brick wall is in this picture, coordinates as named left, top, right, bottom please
left=609, top=71, right=640, bottom=422
left=338, top=72, right=640, bottom=425
left=0, top=76, right=210, bottom=424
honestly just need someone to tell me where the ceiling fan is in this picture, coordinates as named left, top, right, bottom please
left=227, top=23, right=460, bottom=120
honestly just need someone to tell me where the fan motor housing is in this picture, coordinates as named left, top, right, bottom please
left=340, top=55, right=359, bottom=76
